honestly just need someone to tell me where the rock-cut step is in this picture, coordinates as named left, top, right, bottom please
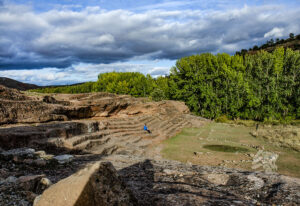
left=72, top=129, right=155, bottom=151
left=73, top=136, right=111, bottom=151
left=164, top=120, right=191, bottom=137
left=65, top=128, right=148, bottom=147
left=64, top=131, right=106, bottom=147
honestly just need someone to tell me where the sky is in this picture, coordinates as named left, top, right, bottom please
left=0, top=0, right=299, bottom=85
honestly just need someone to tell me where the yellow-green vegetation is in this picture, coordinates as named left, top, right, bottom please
left=251, top=125, right=300, bottom=152
left=161, top=122, right=300, bottom=178
left=215, top=116, right=300, bottom=127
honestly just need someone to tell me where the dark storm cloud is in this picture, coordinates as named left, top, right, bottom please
left=0, top=3, right=300, bottom=70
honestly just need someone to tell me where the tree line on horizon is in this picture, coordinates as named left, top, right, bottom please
left=31, top=47, right=300, bottom=122
left=236, top=33, right=300, bottom=56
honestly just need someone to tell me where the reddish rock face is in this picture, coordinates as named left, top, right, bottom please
left=0, top=85, right=190, bottom=125
left=0, top=85, right=193, bottom=151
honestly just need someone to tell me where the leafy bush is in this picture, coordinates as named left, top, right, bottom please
left=150, top=88, right=166, bottom=101
left=215, top=115, right=230, bottom=123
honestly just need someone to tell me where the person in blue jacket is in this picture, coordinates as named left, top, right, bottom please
left=144, top=123, right=151, bottom=133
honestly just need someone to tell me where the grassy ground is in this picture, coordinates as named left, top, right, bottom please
left=161, top=122, right=300, bottom=178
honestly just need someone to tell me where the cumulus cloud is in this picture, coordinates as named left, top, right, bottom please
left=0, top=2, right=299, bottom=71
left=264, top=27, right=285, bottom=38
left=0, top=61, right=171, bottom=85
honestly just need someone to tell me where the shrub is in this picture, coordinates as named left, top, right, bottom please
left=150, top=88, right=166, bottom=101
left=215, top=115, right=230, bottom=123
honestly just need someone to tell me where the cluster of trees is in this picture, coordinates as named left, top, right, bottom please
left=32, top=82, right=95, bottom=94
left=32, top=47, right=300, bottom=121
left=32, top=72, right=169, bottom=101
left=170, top=48, right=299, bottom=121
left=236, top=33, right=300, bottom=55
left=93, top=72, right=170, bottom=101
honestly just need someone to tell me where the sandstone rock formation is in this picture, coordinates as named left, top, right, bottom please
left=34, top=162, right=137, bottom=206
left=0, top=85, right=190, bottom=125
left=35, top=155, right=300, bottom=206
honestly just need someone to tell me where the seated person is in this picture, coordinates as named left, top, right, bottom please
left=144, top=124, right=151, bottom=133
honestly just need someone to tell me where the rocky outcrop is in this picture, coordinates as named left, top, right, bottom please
left=252, top=150, right=279, bottom=173
left=34, top=162, right=137, bottom=206
left=34, top=155, right=300, bottom=206
left=116, top=157, right=300, bottom=205
left=0, top=85, right=191, bottom=125
left=0, top=121, right=99, bottom=150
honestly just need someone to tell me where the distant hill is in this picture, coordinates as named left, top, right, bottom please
left=236, top=33, right=300, bottom=55
left=0, top=77, right=39, bottom=91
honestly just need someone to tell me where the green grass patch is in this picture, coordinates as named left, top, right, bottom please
left=161, top=122, right=300, bottom=178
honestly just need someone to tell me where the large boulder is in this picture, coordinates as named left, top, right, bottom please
left=34, top=162, right=137, bottom=206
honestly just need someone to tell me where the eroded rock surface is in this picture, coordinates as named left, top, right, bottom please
left=0, top=86, right=190, bottom=125
left=34, top=155, right=300, bottom=206
left=35, top=162, right=137, bottom=206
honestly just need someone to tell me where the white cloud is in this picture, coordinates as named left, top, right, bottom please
left=1, top=2, right=299, bottom=71
left=0, top=61, right=171, bottom=85
left=148, top=67, right=170, bottom=77
left=264, top=27, right=285, bottom=38
left=0, top=1, right=299, bottom=85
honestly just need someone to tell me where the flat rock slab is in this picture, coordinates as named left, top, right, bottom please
left=4, top=152, right=300, bottom=206
left=1, top=148, right=35, bottom=157
left=34, top=162, right=137, bottom=206
left=111, top=155, right=300, bottom=205
left=53, top=154, right=74, bottom=164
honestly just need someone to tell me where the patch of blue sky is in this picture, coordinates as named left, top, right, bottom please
left=5, top=0, right=299, bottom=12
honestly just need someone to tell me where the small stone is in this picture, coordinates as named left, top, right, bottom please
left=40, top=178, right=52, bottom=187
left=233, top=200, right=243, bottom=204
left=193, top=151, right=203, bottom=156
left=34, top=151, right=46, bottom=157
left=18, top=175, right=45, bottom=191
left=41, top=154, right=54, bottom=161
left=33, top=159, right=46, bottom=166
left=36, top=178, right=52, bottom=193
left=203, top=174, right=229, bottom=185
left=163, top=169, right=175, bottom=175
left=53, top=154, right=73, bottom=164
left=5, top=176, right=18, bottom=184
left=247, top=175, right=264, bottom=190
left=23, top=159, right=34, bottom=165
